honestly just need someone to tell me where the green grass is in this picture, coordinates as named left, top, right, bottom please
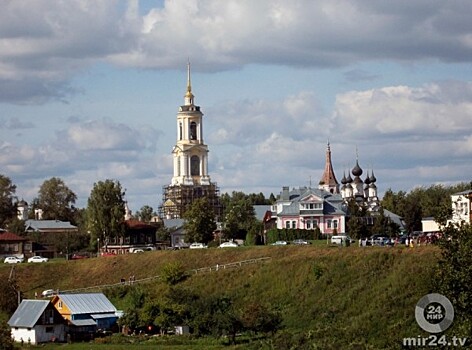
left=2, top=244, right=441, bottom=349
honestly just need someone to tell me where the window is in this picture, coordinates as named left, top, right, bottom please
left=306, top=220, right=311, bottom=229
left=327, top=220, right=332, bottom=229
left=285, top=221, right=291, bottom=229
left=313, top=219, right=318, bottom=227
left=190, top=122, right=197, bottom=140
left=45, top=326, right=53, bottom=333
left=333, top=220, right=338, bottom=229
left=191, top=156, right=200, bottom=176
left=44, top=309, right=54, bottom=324
left=179, top=123, right=182, bottom=140
left=292, top=220, right=297, bottom=229
left=58, top=301, right=63, bottom=309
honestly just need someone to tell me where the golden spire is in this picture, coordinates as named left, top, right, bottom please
left=185, top=60, right=194, bottom=100
left=183, top=60, right=195, bottom=106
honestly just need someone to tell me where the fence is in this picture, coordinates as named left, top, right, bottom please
left=60, top=256, right=271, bottom=294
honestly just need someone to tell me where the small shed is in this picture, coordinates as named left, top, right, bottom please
left=8, top=300, right=65, bottom=344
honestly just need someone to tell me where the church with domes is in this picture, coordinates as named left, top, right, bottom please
left=271, top=142, right=386, bottom=235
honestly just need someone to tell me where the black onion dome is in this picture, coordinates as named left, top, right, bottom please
left=364, top=171, right=371, bottom=185
left=352, top=160, right=363, bottom=177
left=346, top=173, right=353, bottom=183
left=369, top=170, right=377, bottom=183
left=341, top=171, right=347, bottom=185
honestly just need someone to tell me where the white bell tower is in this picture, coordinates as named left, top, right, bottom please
left=171, top=62, right=211, bottom=186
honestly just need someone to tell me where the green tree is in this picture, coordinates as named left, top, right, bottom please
left=5, top=217, right=25, bottom=236
left=161, top=262, right=188, bottom=286
left=345, top=199, right=368, bottom=239
left=183, top=197, right=216, bottom=244
left=240, top=302, right=282, bottom=335
left=0, top=320, right=14, bottom=350
left=0, top=278, right=20, bottom=316
left=118, top=287, right=147, bottom=332
left=223, top=197, right=257, bottom=240
left=0, top=175, right=17, bottom=228
left=86, top=179, right=125, bottom=249
left=35, top=177, right=77, bottom=222
left=402, top=192, right=423, bottom=233
left=135, top=205, right=155, bottom=222
left=434, top=222, right=472, bottom=336
left=381, top=188, right=407, bottom=217
left=156, top=226, right=171, bottom=242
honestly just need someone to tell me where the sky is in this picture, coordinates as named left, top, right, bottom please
left=1, top=0, right=471, bottom=213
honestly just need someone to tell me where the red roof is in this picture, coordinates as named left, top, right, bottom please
left=125, top=219, right=156, bottom=230
left=0, top=231, right=26, bottom=241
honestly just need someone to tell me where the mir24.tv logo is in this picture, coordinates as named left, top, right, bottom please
left=403, top=293, right=468, bottom=347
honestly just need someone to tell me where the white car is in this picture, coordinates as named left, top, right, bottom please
left=4, top=256, right=23, bottom=264
left=41, top=289, right=55, bottom=297
left=293, top=239, right=309, bottom=245
left=219, top=241, right=238, bottom=248
left=271, top=240, right=288, bottom=246
left=28, top=256, right=49, bottom=263
left=189, top=243, right=208, bottom=249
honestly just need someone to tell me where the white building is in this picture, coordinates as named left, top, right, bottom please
left=422, top=189, right=472, bottom=233
left=8, top=300, right=65, bottom=345
left=451, top=190, right=472, bottom=224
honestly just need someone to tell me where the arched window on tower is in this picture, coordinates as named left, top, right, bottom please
left=179, top=123, right=182, bottom=140
left=190, top=122, right=197, bottom=140
left=191, top=155, right=200, bottom=176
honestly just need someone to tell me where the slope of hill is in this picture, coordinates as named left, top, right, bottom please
left=1, top=245, right=440, bottom=349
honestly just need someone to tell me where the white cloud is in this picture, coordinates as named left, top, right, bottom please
left=332, top=81, right=472, bottom=139
left=1, top=1, right=472, bottom=103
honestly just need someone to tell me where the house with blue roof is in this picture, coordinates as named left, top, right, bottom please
left=8, top=300, right=65, bottom=344
left=51, top=293, right=119, bottom=337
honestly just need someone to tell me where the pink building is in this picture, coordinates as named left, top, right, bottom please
left=271, top=143, right=380, bottom=236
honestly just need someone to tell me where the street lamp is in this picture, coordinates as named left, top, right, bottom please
left=97, top=238, right=100, bottom=257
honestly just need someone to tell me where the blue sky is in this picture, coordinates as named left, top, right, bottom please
left=1, top=0, right=471, bottom=212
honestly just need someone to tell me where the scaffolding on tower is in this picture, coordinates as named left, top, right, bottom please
left=159, top=182, right=223, bottom=220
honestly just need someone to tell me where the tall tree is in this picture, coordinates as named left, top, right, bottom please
left=435, top=222, right=472, bottom=336
left=0, top=175, right=17, bottom=228
left=345, top=199, right=368, bottom=239
left=183, top=197, right=216, bottom=244
left=86, top=179, right=125, bottom=248
left=36, top=177, right=77, bottom=222
left=135, top=205, right=155, bottom=222
left=223, top=197, right=257, bottom=240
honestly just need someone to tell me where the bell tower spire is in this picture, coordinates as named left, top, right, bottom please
left=319, top=141, right=340, bottom=194
left=184, top=60, right=194, bottom=106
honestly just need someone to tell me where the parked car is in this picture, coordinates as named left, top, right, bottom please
left=331, top=235, right=354, bottom=245
left=133, top=249, right=145, bottom=253
left=370, top=235, right=390, bottom=246
left=219, top=241, right=238, bottom=248
left=71, top=253, right=89, bottom=260
left=100, top=252, right=117, bottom=257
left=27, top=256, right=49, bottom=263
left=189, top=243, right=208, bottom=249
left=293, top=239, right=309, bottom=245
left=41, top=289, right=55, bottom=297
left=4, top=256, right=23, bottom=264
left=271, top=240, right=288, bottom=246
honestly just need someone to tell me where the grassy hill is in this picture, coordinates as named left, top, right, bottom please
left=1, top=245, right=440, bottom=349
